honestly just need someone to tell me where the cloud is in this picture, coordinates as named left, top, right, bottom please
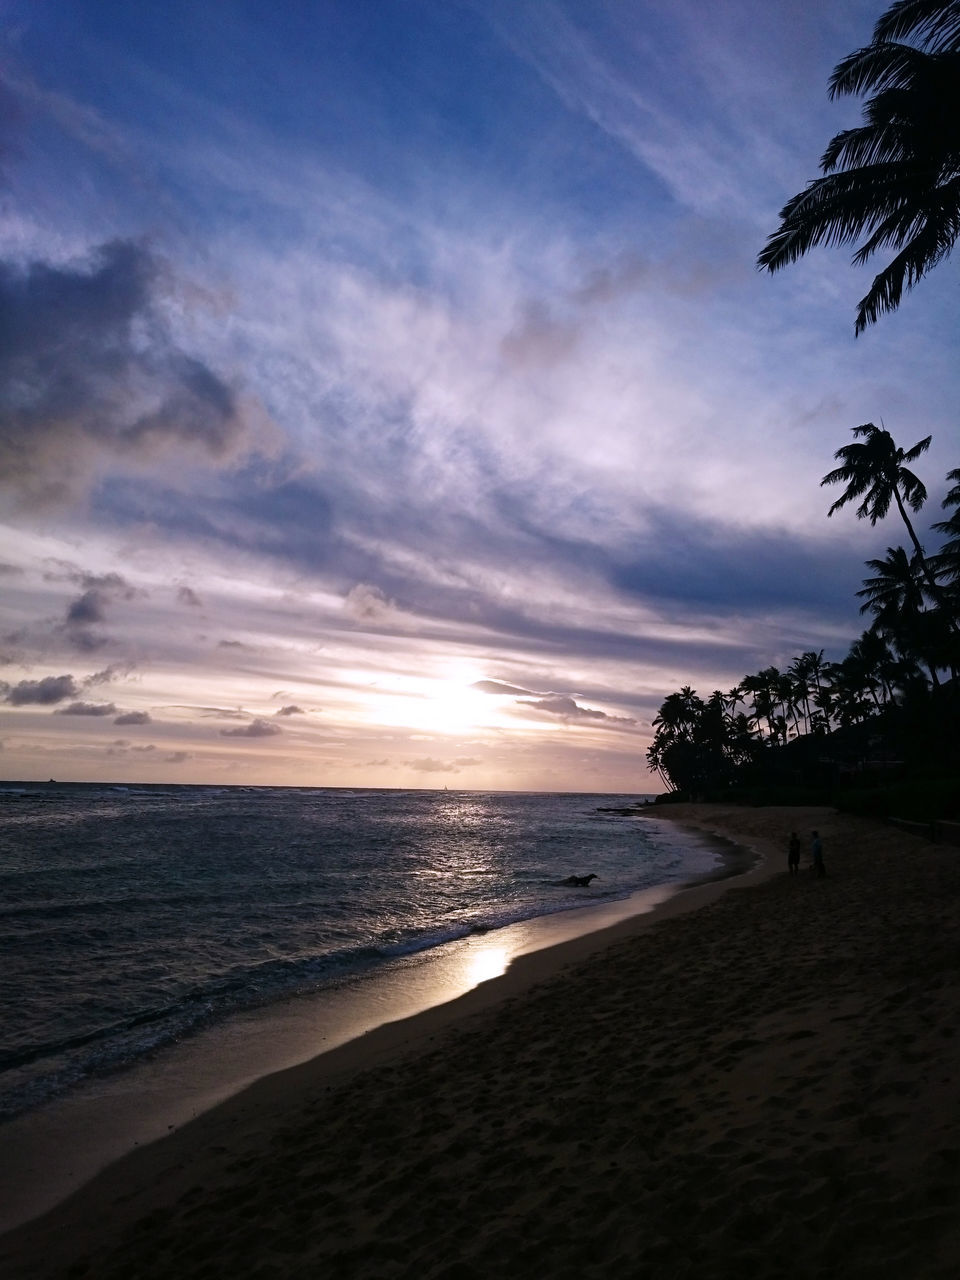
left=55, top=700, right=118, bottom=716
left=4, top=674, right=79, bottom=704
left=219, top=717, right=282, bottom=738
left=161, top=704, right=248, bottom=719
left=0, top=239, right=249, bottom=504
left=42, top=569, right=143, bottom=651
left=66, top=589, right=110, bottom=625
left=407, top=755, right=480, bottom=773
left=344, top=583, right=402, bottom=624
left=0, top=563, right=23, bottom=577
left=499, top=299, right=579, bottom=368
left=164, top=751, right=191, bottom=763
left=472, top=679, right=536, bottom=695
left=0, top=76, right=24, bottom=180
left=275, top=704, right=304, bottom=716
left=84, top=664, right=133, bottom=687
left=114, top=710, right=152, bottom=725
left=516, top=694, right=636, bottom=726
left=177, top=586, right=203, bottom=607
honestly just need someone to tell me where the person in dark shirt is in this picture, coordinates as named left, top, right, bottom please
left=788, top=831, right=801, bottom=875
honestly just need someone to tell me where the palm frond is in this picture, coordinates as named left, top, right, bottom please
left=875, top=1, right=960, bottom=52
left=940, top=467, right=960, bottom=508
left=854, top=217, right=957, bottom=330
left=758, top=1, right=960, bottom=328
left=902, top=435, right=933, bottom=461
left=822, top=119, right=921, bottom=172
left=850, top=198, right=958, bottom=265
left=829, top=41, right=931, bottom=99
left=758, top=165, right=956, bottom=272
left=898, top=467, right=929, bottom=511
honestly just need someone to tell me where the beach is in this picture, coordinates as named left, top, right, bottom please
left=3, top=803, right=959, bottom=1278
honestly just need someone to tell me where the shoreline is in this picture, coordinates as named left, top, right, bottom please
left=5, top=804, right=959, bottom=1277
left=0, top=814, right=756, bottom=1238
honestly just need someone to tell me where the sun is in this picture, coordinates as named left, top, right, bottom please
left=355, top=669, right=507, bottom=736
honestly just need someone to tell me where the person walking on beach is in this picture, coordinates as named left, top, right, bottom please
left=788, top=831, right=801, bottom=875
left=811, top=830, right=825, bottom=878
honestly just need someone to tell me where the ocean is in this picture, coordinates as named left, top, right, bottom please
left=0, top=783, right=728, bottom=1123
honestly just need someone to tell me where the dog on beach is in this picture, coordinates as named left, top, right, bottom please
left=560, top=873, right=598, bottom=887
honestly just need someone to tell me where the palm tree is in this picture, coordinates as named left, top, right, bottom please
left=823, top=419, right=937, bottom=566
left=828, top=653, right=876, bottom=726
left=932, top=466, right=960, bottom=582
left=758, top=0, right=960, bottom=333
left=852, top=628, right=902, bottom=707
left=858, top=539, right=957, bottom=684
left=857, top=543, right=929, bottom=619
left=788, top=651, right=824, bottom=734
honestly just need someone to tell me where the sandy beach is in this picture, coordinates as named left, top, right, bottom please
left=3, top=803, right=960, bottom=1278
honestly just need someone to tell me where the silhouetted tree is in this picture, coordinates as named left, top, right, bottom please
left=857, top=543, right=945, bottom=684
left=932, top=466, right=960, bottom=584
left=758, top=0, right=960, bottom=332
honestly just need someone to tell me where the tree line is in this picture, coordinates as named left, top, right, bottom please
left=647, top=2, right=960, bottom=803
left=647, top=427, right=959, bottom=795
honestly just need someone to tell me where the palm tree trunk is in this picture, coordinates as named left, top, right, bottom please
left=894, top=486, right=959, bottom=633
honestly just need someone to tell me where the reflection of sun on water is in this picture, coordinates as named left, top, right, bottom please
left=466, top=946, right=509, bottom=986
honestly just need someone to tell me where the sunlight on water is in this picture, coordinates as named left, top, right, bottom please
left=0, top=785, right=719, bottom=1121
left=465, top=946, right=509, bottom=986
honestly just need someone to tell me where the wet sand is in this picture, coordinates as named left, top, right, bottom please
left=3, top=804, right=960, bottom=1278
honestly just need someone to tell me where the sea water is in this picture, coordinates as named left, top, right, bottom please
left=0, top=784, right=723, bottom=1121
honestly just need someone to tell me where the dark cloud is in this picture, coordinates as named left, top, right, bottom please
left=55, top=700, right=117, bottom=716
left=515, top=695, right=636, bottom=727
left=0, top=239, right=247, bottom=503
left=177, top=586, right=203, bottom=607
left=45, top=565, right=134, bottom=593
left=4, top=674, right=78, bottom=704
left=114, top=710, right=151, bottom=725
left=41, top=569, right=142, bottom=651
left=66, top=588, right=110, bottom=625
left=472, top=679, right=535, bottom=695
left=606, top=511, right=859, bottom=615
left=84, top=663, right=133, bottom=687
left=220, top=717, right=282, bottom=738
left=218, top=639, right=254, bottom=650
left=275, top=705, right=304, bottom=716
left=62, top=628, right=109, bottom=654
left=0, top=562, right=23, bottom=576
left=164, top=751, right=191, bottom=763
left=96, top=469, right=336, bottom=572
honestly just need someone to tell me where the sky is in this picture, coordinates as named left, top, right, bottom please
left=0, top=0, right=957, bottom=792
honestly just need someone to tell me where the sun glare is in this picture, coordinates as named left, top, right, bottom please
left=465, top=946, right=509, bottom=986
left=357, top=672, right=505, bottom=736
